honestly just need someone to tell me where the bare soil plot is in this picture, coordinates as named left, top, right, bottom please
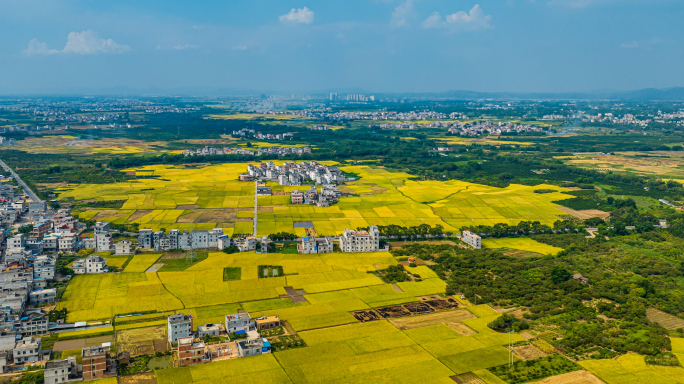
left=52, top=335, right=114, bottom=351
left=352, top=310, right=383, bottom=322
left=452, top=373, right=486, bottom=384
left=176, top=204, right=199, bottom=209
left=120, top=372, right=158, bottom=384
left=117, top=325, right=167, bottom=357
left=556, top=206, right=610, bottom=220
left=646, top=308, right=684, bottom=330
left=425, top=298, right=459, bottom=311
left=376, top=305, right=412, bottom=318
left=448, top=323, right=478, bottom=336
left=390, top=309, right=477, bottom=330
left=513, top=344, right=547, bottom=360
left=404, top=302, right=435, bottom=315
left=530, top=370, right=604, bottom=384
left=128, top=210, right=154, bottom=221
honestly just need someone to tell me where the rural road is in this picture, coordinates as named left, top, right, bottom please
left=0, top=158, right=42, bottom=202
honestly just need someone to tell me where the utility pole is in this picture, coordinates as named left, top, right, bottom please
left=254, top=180, right=258, bottom=237
left=508, top=329, right=515, bottom=367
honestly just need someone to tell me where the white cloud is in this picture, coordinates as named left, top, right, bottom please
left=24, top=30, right=129, bottom=56
left=232, top=44, right=248, bottom=51
left=391, top=0, right=415, bottom=27
left=174, top=44, right=198, bottom=50
left=279, top=7, right=314, bottom=24
left=422, top=4, right=492, bottom=31
left=23, top=38, right=59, bottom=55
left=620, top=41, right=639, bottom=49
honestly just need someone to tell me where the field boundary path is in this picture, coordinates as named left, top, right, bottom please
left=0, top=158, right=42, bottom=202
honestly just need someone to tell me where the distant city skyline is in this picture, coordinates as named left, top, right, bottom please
left=1, top=0, right=683, bottom=94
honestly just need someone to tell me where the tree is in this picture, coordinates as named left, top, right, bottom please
left=551, top=266, right=572, bottom=284
left=18, top=224, right=33, bottom=236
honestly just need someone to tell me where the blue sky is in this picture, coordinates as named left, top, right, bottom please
left=0, top=0, right=682, bottom=94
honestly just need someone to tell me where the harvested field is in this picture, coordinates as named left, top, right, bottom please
left=53, top=335, right=115, bottom=351
left=556, top=206, right=610, bottom=220
left=531, top=370, right=604, bottom=384
left=646, top=308, right=684, bottom=329
left=352, top=310, right=382, bottom=322
left=176, top=204, right=199, bottom=209
left=390, top=308, right=477, bottom=330
left=448, top=323, right=478, bottom=336
left=424, top=298, right=459, bottom=311
left=513, top=344, right=547, bottom=360
left=404, top=302, right=436, bottom=314
left=376, top=305, right=412, bottom=318
left=120, top=372, right=158, bottom=384
left=117, top=325, right=167, bottom=357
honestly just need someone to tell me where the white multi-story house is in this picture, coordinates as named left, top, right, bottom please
left=13, top=336, right=41, bottom=364
left=461, top=230, right=481, bottom=249
left=7, top=234, right=25, bottom=250
left=225, top=312, right=252, bottom=333
left=58, top=233, right=77, bottom=253
left=115, top=240, right=134, bottom=255
left=339, top=225, right=380, bottom=253
left=95, top=231, right=114, bottom=252
left=72, top=255, right=107, bottom=274
left=167, top=313, right=193, bottom=343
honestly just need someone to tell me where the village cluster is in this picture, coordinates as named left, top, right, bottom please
left=240, top=161, right=347, bottom=185
left=183, top=146, right=311, bottom=157
left=447, top=121, right=545, bottom=136
left=292, top=109, right=468, bottom=121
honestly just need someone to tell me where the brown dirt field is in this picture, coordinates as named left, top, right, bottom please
left=120, top=372, right=158, bottom=384
left=176, top=204, right=199, bottom=209
left=556, top=206, right=609, bottom=220
left=513, top=344, right=547, bottom=360
left=160, top=252, right=185, bottom=260
left=85, top=335, right=115, bottom=347
left=531, top=370, right=605, bottom=384
left=448, top=323, right=478, bottom=336
left=389, top=309, right=477, bottom=330
left=92, top=210, right=126, bottom=221
left=52, top=339, right=85, bottom=351
left=128, top=210, right=154, bottom=221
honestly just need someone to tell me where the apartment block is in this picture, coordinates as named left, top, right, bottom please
left=82, top=345, right=117, bottom=380
left=168, top=313, right=194, bottom=343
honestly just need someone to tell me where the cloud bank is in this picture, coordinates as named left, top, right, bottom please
left=24, top=30, right=129, bottom=56
left=279, top=7, right=314, bottom=24
left=422, top=4, right=492, bottom=31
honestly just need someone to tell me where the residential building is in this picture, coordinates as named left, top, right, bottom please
left=42, top=234, right=59, bottom=252
left=14, top=311, right=49, bottom=336
left=29, top=288, right=56, bottom=306
left=177, top=337, right=207, bottom=366
left=94, top=221, right=110, bottom=234
left=235, top=237, right=256, bottom=252
left=225, top=312, right=252, bottom=333
left=255, top=316, right=280, bottom=331
left=114, top=240, right=133, bottom=256
left=44, top=356, right=81, bottom=384
left=291, top=190, right=304, bottom=204
left=72, top=255, right=107, bottom=274
left=168, top=313, right=193, bottom=343
left=82, top=345, right=117, bottom=380
left=13, top=336, right=41, bottom=364
left=58, top=233, right=77, bottom=253
left=95, top=231, right=114, bottom=252
left=197, top=323, right=224, bottom=338
left=461, top=230, right=481, bottom=249
left=217, top=235, right=231, bottom=250
left=138, top=229, right=154, bottom=249
left=7, top=234, right=25, bottom=250
left=237, top=338, right=271, bottom=357
left=29, top=220, right=51, bottom=240
left=297, top=237, right=334, bottom=254
left=339, top=225, right=380, bottom=253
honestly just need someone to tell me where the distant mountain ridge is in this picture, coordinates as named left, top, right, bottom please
left=2, top=86, right=684, bottom=101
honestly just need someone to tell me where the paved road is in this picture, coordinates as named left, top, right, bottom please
left=0, top=158, right=42, bottom=202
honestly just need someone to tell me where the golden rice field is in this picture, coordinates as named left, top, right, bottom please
left=482, top=237, right=564, bottom=256
left=153, top=304, right=524, bottom=384
left=207, top=113, right=311, bottom=120
left=579, top=353, right=684, bottom=384
left=58, top=250, right=434, bottom=324
left=57, top=162, right=573, bottom=236
left=565, top=151, right=684, bottom=179
left=0, top=135, right=170, bottom=155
